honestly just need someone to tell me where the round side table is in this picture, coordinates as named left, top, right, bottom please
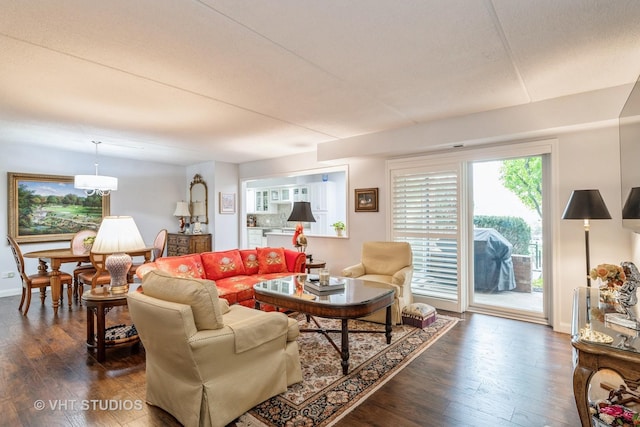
left=82, top=288, right=139, bottom=362
left=306, top=260, right=326, bottom=274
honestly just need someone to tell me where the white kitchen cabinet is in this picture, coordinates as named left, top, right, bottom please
left=309, top=182, right=335, bottom=212
left=309, top=212, right=329, bottom=235
left=255, top=189, right=271, bottom=212
left=247, top=228, right=264, bottom=248
left=280, top=187, right=292, bottom=202
left=293, top=186, right=309, bottom=202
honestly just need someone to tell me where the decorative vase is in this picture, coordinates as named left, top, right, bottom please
left=83, top=242, right=93, bottom=253
left=335, top=229, right=343, bottom=237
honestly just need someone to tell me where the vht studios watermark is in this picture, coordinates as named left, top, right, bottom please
left=34, top=399, right=144, bottom=411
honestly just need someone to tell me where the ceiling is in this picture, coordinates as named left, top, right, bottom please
left=1, top=0, right=640, bottom=166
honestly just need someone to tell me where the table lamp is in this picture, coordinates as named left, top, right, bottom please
left=287, top=201, right=316, bottom=252
left=173, top=201, right=191, bottom=233
left=92, top=216, right=146, bottom=294
left=191, top=201, right=206, bottom=234
left=562, top=189, right=612, bottom=343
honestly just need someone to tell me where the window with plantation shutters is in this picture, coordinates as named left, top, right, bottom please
left=390, top=165, right=460, bottom=301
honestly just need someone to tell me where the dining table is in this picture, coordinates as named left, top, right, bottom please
left=23, top=247, right=153, bottom=315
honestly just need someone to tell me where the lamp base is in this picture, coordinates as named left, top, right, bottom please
left=106, top=252, right=132, bottom=295
left=193, top=221, right=202, bottom=234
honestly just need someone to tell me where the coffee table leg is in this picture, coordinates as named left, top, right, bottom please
left=341, top=319, right=349, bottom=375
left=385, top=306, right=392, bottom=344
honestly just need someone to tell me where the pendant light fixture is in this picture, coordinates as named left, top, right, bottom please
left=74, top=141, right=118, bottom=196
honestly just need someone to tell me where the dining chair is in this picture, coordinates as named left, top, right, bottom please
left=128, top=229, right=168, bottom=282
left=70, top=229, right=97, bottom=301
left=7, top=235, right=74, bottom=315
left=77, top=252, right=112, bottom=296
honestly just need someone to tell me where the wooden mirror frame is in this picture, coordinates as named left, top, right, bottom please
left=189, top=174, right=208, bottom=224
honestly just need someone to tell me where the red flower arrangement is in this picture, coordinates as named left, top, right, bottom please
left=593, top=403, right=640, bottom=426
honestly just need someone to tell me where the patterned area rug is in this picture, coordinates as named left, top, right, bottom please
left=235, top=314, right=458, bottom=427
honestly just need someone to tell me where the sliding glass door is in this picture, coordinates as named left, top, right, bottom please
left=470, top=156, right=546, bottom=319
left=388, top=141, right=552, bottom=323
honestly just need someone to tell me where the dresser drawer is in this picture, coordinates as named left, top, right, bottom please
left=167, top=233, right=212, bottom=256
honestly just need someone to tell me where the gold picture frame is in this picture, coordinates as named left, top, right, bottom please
left=355, top=188, right=378, bottom=212
left=7, top=172, right=110, bottom=243
left=219, top=192, right=236, bottom=214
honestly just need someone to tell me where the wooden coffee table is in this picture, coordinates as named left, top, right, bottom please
left=254, top=276, right=394, bottom=374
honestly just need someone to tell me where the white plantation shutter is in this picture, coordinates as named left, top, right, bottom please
left=390, top=165, right=460, bottom=300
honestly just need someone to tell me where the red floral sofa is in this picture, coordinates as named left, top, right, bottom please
left=136, top=246, right=306, bottom=308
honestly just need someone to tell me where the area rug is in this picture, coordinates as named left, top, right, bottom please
left=234, top=314, right=458, bottom=427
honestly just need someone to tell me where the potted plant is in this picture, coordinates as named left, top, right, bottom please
left=331, top=221, right=345, bottom=237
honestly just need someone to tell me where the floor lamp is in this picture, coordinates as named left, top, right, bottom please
left=562, top=189, right=612, bottom=342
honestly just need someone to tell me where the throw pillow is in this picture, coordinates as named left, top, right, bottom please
left=156, top=254, right=205, bottom=279
left=257, top=247, right=288, bottom=274
left=201, top=250, right=246, bottom=280
left=141, top=269, right=224, bottom=330
left=239, top=249, right=260, bottom=275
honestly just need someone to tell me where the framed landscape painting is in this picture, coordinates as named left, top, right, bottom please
left=7, top=172, right=110, bottom=243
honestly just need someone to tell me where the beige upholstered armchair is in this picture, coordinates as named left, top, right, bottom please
left=342, top=241, right=414, bottom=324
left=127, top=270, right=302, bottom=427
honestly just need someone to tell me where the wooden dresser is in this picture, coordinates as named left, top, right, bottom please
left=167, top=233, right=212, bottom=256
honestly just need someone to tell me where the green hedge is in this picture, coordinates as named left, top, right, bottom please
left=473, top=215, right=531, bottom=255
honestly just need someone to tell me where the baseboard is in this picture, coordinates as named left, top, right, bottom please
left=0, top=288, right=23, bottom=298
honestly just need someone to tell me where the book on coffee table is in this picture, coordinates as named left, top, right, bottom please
left=305, top=277, right=345, bottom=294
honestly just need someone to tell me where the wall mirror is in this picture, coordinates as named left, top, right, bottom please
left=620, top=75, right=640, bottom=232
left=190, top=174, right=208, bottom=224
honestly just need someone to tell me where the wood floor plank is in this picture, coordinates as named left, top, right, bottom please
left=0, top=294, right=581, bottom=426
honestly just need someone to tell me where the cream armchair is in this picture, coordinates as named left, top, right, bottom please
left=127, top=270, right=302, bottom=427
left=342, top=241, right=413, bottom=324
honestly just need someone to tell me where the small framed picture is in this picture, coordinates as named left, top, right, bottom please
left=355, top=188, right=378, bottom=212
left=219, top=192, right=236, bottom=214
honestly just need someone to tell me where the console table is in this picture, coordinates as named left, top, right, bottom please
left=167, top=233, right=212, bottom=256
left=571, top=286, right=640, bottom=426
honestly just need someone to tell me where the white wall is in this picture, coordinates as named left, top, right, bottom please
left=0, top=143, right=185, bottom=297
left=244, top=124, right=635, bottom=334
left=554, top=126, right=632, bottom=332
left=214, top=161, right=240, bottom=251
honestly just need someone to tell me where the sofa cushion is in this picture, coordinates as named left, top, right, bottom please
left=141, top=269, right=224, bottom=330
left=215, top=275, right=259, bottom=303
left=156, top=254, right=205, bottom=279
left=239, top=249, right=260, bottom=275
left=257, top=247, right=288, bottom=274
left=201, top=250, right=246, bottom=280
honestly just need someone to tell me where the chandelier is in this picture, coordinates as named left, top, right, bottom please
left=74, top=141, right=118, bottom=196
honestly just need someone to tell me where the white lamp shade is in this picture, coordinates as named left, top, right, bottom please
left=74, top=175, right=118, bottom=191
left=173, top=201, right=190, bottom=217
left=192, top=201, right=206, bottom=217
left=92, top=216, right=146, bottom=254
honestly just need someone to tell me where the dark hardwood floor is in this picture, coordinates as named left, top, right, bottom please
left=0, top=292, right=580, bottom=426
